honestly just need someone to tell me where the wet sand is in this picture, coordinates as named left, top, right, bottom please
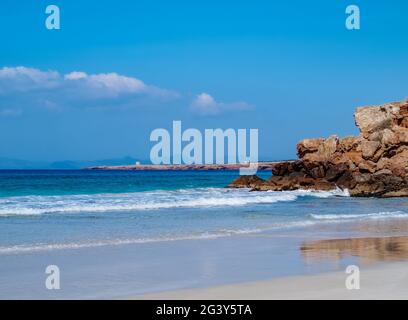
left=136, top=261, right=408, bottom=299
left=136, top=235, right=408, bottom=300
left=3, top=220, right=408, bottom=299
left=301, top=235, right=408, bottom=264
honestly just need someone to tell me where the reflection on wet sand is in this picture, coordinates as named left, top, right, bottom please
left=301, top=235, right=408, bottom=265
left=350, top=219, right=408, bottom=234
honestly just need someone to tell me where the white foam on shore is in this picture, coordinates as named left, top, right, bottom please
left=279, top=187, right=349, bottom=198
left=0, top=228, right=268, bottom=254
left=309, top=211, right=408, bottom=221
left=0, top=219, right=329, bottom=255
left=0, top=222, right=313, bottom=254
left=3, top=209, right=407, bottom=255
left=0, top=188, right=347, bottom=216
left=0, top=236, right=211, bottom=254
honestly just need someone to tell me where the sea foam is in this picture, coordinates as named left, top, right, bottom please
left=309, top=211, right=408, bottom=220
left=0, top=187, right=347, bottom=216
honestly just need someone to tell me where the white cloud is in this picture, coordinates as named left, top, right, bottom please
left=0, top=66, right=59, bottom=93
left=64, top=71, right=87, bottom=80
left=89, top=73, right=146, bottom=93
left=0, top=67, right=254, bottom=117
left=191, top=92, right=253, bottom=115
left=0, top=66, right=179, bottom=114
left=191, top=93, right=219, bottom=114
left=65, top=71, right=148, bottom=96
left=0, top=66, right=59, bottom=83
left=0, top=66, right=176, bottom=99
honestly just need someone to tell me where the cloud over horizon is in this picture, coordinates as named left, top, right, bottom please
left=0, top=66, right=179, bottom=115
left=0, top=66, right=254, bottom=117
left=191, top=92, right=253, bottom=115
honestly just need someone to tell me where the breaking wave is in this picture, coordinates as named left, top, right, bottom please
left=0, top=187, right=348, bottom=216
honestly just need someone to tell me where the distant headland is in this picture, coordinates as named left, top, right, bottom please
left=85, top=162, right=281, bottom=171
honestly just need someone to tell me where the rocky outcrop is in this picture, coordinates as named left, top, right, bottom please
left=228, top=175, right=266, bottom=188
left=229, top=98, right=408, bottom=197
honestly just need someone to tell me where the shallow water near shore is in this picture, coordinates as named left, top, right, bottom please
left=1, top=170, right=408, bottom=298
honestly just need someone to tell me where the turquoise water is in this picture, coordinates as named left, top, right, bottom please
left=0, top=170, right=257, bottom=197
left=0, top=170, right=408, bottom=255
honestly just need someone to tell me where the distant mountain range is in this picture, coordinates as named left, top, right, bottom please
left=0, top=156, right=144, bottom=170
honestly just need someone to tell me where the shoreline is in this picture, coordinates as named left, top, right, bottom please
left=2, top=228, right=408, bottom=299
left=133, top=233, right=408, bottom=299
left=134, top=261, right=408, bottom=300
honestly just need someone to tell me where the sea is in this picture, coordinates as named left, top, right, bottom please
left=1, top=170, right=408, bottom=298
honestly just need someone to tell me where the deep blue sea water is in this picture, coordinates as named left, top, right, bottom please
left=0, top=170, right=408, bottom=255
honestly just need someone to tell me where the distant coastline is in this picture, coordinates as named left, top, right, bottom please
left=84, top=161, right=286, bottom=171
left=0, top=156, right=141, bottom=170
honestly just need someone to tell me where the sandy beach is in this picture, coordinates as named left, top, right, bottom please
left=130, top=233, right=408, bottom=300
left=135, top=234, right=408, bottom=300
left=136, top=261, right=408, bottom=300
left=2, top=213, right=408, bottom=299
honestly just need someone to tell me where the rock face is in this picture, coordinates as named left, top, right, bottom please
left=228, top=175, right=266, bottom=188
left=229, top=98, right=408, bottom=197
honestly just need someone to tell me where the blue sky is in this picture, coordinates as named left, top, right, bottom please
left=0, top=0, right=407, bottom=162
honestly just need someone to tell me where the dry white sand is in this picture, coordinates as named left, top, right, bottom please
left=135, top=262, right=408, bottom=300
